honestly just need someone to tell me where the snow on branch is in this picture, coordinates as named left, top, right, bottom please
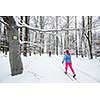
left=42, top=28, right=80, bottom=32
left=0, top=19, right=9, bottom=27
left=20, top=41, right=44, bottom=48
left=18, top=21, right=42, bottom=31
left=18, top=21, right=98, bottom=33
left=18, top=21, right=80, bottom=33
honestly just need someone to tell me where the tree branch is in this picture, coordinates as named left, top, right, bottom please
left=18, top=21, right=80, bottom=32
left=0, top=19, right=9, bottom=27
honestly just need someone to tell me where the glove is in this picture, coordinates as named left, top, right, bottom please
left=62, top=61, right=64, bottom=64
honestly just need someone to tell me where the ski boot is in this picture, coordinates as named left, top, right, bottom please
left=73, top=74, right=76, bottom=78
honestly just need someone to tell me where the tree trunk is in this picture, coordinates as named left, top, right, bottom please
left=0, top=18, right=1, bottom=34
left=20, top=16, right=23, bottom=54
left=60, top=35, right=63, bottom=55
left=8, top=28, right=23, bottom=76
left=34, top=16, right=38, bottom=53
left=75, top=16, right=78, bottom=57
left=52, top=34, right=55, bottom=55
left=64, top=16, right=69, bottom=50
left=3, top=26, right=8, bottom=55
left=23, top=16, right=30, bottom=56
left=82, top=16, right=87, bottom=57
left=81, top=16, right=85, bottom=58
left=2, top=16, right=23, bottom=76
left=56, top=16, right=59, bottom=55
left=20, top=16, right=23, bottom=41
left=87, top=16, right=93, bottom=59
left=40, top=16, right=44, bottom=54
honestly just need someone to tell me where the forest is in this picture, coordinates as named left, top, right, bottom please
left=0, top=16, right=100, bottom=76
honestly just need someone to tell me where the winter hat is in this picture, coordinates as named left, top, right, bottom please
left=66, top=50, right=70, bottom=55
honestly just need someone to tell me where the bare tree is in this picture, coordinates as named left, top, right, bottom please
left=39, top=16, right=44, bottom=55
left=87, top=16, right=93, bottom=59
left=33, top=16, right=39, bottom=54
left=55, top=16, right=59, bottom=55
left=19, top=16, right=23, bottom=54
left=75, top=16, right=78, bottom=57
left=82, top=16, right=87, bottom=57
left=60, top=34, right=63, bottom=55
left=81, top=16, right=93, bottom=59
left=79, top=16, right=85, bottom=58
left=64, top=16, right=69, bottom=50
left=79, top=16, right=88, bottom=58
left=46, top=16, right=56, bottom=55
left=23, top=16, right=30, bottom=56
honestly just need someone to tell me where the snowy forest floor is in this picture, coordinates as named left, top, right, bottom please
left=0, top=53, right=100, bottom=83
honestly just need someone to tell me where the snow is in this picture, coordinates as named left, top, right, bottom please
left=0, top=52, right=100, bottom=83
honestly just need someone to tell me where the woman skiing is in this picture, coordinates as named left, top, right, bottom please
left=62, top=50, right=76, bottom=78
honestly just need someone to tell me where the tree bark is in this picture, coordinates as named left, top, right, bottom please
left=23, top=16, right=30, bottom=56
left=64, top=16, right=69, bottom=50
left=39, top=16, right=44, bottom=54
left=56, top=16, right=59, bottom=55
left=20, top=16, right=23, bottom=41
left=2, top=16, right=23, bottom=76
left=75, top=16, right=78, bottom=57
left=87, top=16, right=93, bottom=59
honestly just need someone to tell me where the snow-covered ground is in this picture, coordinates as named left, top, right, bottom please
left=0, top=52, right=100, bottom=83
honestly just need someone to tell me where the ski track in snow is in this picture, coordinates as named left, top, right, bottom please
left=76, top=68, right=100, bottom=82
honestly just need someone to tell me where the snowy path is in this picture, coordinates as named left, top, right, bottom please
left=72, top=56, right=100, bottom=83
left=0, top=54, right=100, bottom=83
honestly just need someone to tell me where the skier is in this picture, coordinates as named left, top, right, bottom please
left=49, top=50, right=51, bottom=57
left=62, top=50, right=76, bottom=78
